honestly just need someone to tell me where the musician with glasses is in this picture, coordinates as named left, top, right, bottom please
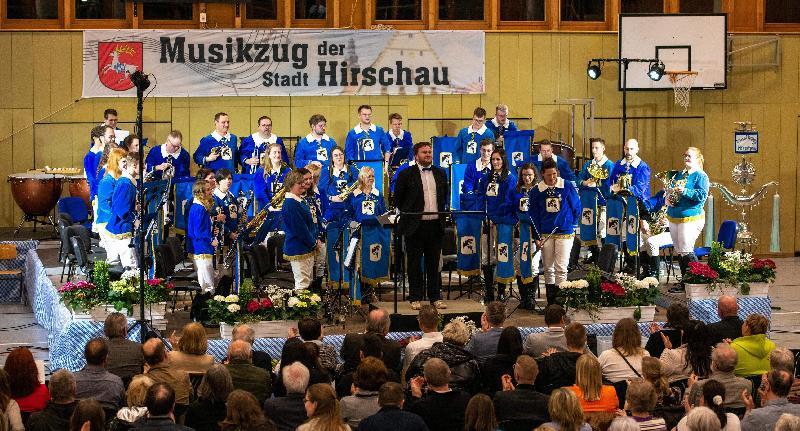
left=194, top=112, right=238, bottom=173
left=321, top=147, right=359, bottom=291
left=145, top=130, right=190, bottom=180
left=486, top=104, right=518, bottom=146
left=282, top=168, right=323, bottom=292
left=295, top=114, right=337, bottom=170
left=577, top=138, right=614, bottom=263
left=239, top=116, right=290, bottom=174
left=665, top=147, right=709, bottom=293
left=481, top=148, right=517, bottom=302
left=456, top=107, right=495, bottom=166
left=345, top=105, right=391, bottom=162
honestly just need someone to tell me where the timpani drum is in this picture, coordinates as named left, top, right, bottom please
left=8, top=173, right=65, bottom=235
left=66, top=175, right=91, bottom=208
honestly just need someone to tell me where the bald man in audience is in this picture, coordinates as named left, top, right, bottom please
left=225, top=339, right=272, bottom=404
left=493, top=355, right=550, bottom=427
left=341, top=308, right=402, bottom=373
left=141, top=338, right=191, bottom=407
left=707, top=295, right=743, bottom=345
left=687, top=343, right=752, bottom=409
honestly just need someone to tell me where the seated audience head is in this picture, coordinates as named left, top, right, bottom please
left=613, top=318, right=644, bottom=356
left=145, top=382, right=176, bottom=417
left=126, top=375, right=154, bottom=408
left=684, top=320, right=712, bottom=376
left=417, top=304, right=439, bottom=332
left=360, top=333, right=384, bottom=360
left=485, top=301, right=506, bottom=328
left=666, top=303, right=691, bottom=330
left=464, top=394, right=498, bottom=431
left=231, top=324, right=256, bottom=344
left=84, top=338, right=109, bottom=366
left=142, top=339, right=168, bottom=367
left=283, top=362, right=311, bottom=395
left=177, top=322, right=209, bottom=355
left=548, top=388, right=585, bottom=431
left=766, top=369, right=794, bottom=398
left=641, top=357, right=670, bottom=398
left=609, top=417, right=639, bottom=431
left=514, top=355, right=539, bottom=385
left=198, top=364, right=233, bottom=403
left=104, top=312, right=128, bottom=339
left=624, top=378, right=657, bottom=414
left=716, top=295, right=738, bottom=319
left=544, top=304, right=566, bottom=327
left=711, top=343, right=738, bottom=373
left=304, top=383, right=342, bottom=424
left=70, top=399, right=105, bottom=431
left=298, top=318, right=324, bottom=341
left=770, top=347, right=796, bottom=373
left=4, top=347, right=40, bottom=398
left=685, top=406, right=721, bottom=431
left=280, top=338, right=305, bottom=368
left=776, top=414, right=800, bottom=431
left=442, top=319, right=471, bottom=347
left=497, top=326, right=523, bottom=356
left=353, top=357, right=388, bottom=392
left=575, top=354, right=603, bottom=401
left=220, top=389, right=273, bottom=431
left=227, top=339, right=253, bottom=363
left=699, top=379, right=728, bottom=429
left=50, top=369, right=77, bottom=403
left=743, top=314, right=769, bottom=336
left=565, top=323, right=587, bottom=351
left=422, top=357, right=451, bottom=388
left=378, top=382, right=405, bottom=408
left=367, top=308, right=391, bottom=336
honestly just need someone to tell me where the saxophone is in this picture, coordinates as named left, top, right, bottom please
left=245, top=185, right=286, bottom=234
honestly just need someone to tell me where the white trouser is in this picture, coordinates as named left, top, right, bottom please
left=541, top=236, right=573, bottom=285
left=91, top=199, right=100, bottom=233
left=668, top=218, right=705, bottom=255
left=193, top=254, right=216, bottom=293
left=105, top=237, right=137, bottom=269
left=640, top=231, right=673, bottom=256
left=290, top=254, right=315, bottom=291
left=480, top=225, right=498, bottom=266
left=314, top=242, right=327, bottom=279
left=597, top=206, right=607, bottom=239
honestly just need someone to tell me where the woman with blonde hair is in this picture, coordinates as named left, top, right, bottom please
left=348, top=165, right=388, bottom=304
left=298, top=383, right=351, bottom=431
left=666, top=146, right=709, bottom=294
left=188, top=178, right=219, bottom=293
left=599, top=318, right=650, bottom=383
left=169, top=322, right=215, bottom=373
left=568, top=354, right=619, bottom=413
left=115, top=374, right=154, bottom=425
left=95, top=147, right=128, bottom=245
left=254, top=142, right=291, bottom=230
left=220, top=389, right=276, bottom=431
left=543, top=388, right=591, bottom=431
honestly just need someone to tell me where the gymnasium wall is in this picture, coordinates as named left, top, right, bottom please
left=0, top=31, right=797, bottom=255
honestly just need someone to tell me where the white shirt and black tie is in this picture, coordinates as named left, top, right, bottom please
left=419, top=164, right=438, bottom=221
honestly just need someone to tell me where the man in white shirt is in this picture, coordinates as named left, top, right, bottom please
left=403, top=305, right=443, bottom=372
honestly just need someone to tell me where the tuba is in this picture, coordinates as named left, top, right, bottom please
left=655, top=170, right=687, bottom=206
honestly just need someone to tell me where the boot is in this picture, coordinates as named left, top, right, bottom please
left=517, top=276, right=531, bottom=310
left=545, top=283, right=558, bottom=306
left=639, top=252, right=652, bottom=278
left=568, top=237, right=582, bottom=271
left=649, top=255, right=661, bottom=280
left=622, top=252, right=636, bottom=274
left=584, top=245, right=601, bottom=265
left=482, top=266, right=495, bottom=303
left=497, top=283, right=506, bottom=301
left=669, top=254, right=690, bottom=293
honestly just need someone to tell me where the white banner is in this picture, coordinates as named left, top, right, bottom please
left=82, top=29, right=485, bottom=98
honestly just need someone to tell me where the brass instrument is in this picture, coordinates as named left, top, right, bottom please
left=613, top=162, right=633, bottom=196
left=245, top=185, right=286, bottom=235
left=656, top=170, right=687, bottom=206
left=648, top=207, right=668, bottom=236
left=269, top=186, right=287, bottom=209
left=336, top=181, right=360, bottom=201
left=586, top=161, right=609, bottom=186
left=210, top=145, right=233, bottom=161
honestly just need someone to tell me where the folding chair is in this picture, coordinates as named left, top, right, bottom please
left=0, top=243, right=25, bottom=305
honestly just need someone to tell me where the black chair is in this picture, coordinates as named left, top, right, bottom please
left=165, top=236, right=188, bottom=270
left=568, top=243, right=618, bottom=280
left=60, top=220, right=76, bottom=282
left=441, top=227, right=460, bottom=299
left=70, top=236, right=93, bottom=277
left=156, top=244, right=201, bottom=312
left=250, top=244, right=294, bottom=289
left=266, top=233, right=291, bottom=271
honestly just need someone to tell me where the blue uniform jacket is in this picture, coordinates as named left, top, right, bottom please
left=386, top=129, right=414, bottom=167
left=530, top=177, right=581, bottom=236
left=281, top=193, right=318, bottom=258
left=460, top=159, right=492, bottom=211
left=322, top=166, right=359, bottom=224
left=213, top=188, right=239, bottom=235
left=254, top=166, right=290, bottom=210
left=609, top=157, right=652, bottom=203
left=666, top=169, right=709, bottom=222
left=577, top=156, right=615, bottom=204
left=350, top=187, right=386, bottom=226
left=106, top=174, right=136, bottom=236
left=456, top=126, right=495, bottom=165
left=390, top=161, right=413, bottom=194
left=533, top=154, right=577, bottom=183
left=145, top=144, right=191, bottom=180
left=187, top=200, right=214, bottom=255
left=486, top=118, right=518, bottom=138
left=96, top=173, right=116, bottom=225
left=239, top=134, right=290, bottom=173
left=306, top=188, right=325, bottom=236
left=294, top=133, right=336, bottom=169
left=507, top=186, right=535, bottom=225
left=193, top=132, right=238, bottom=172
left=482, top=172, right=517, bottom=225
left=345, top=124, right=390, bottom=161
left=84, top=149, right=103, bottom=202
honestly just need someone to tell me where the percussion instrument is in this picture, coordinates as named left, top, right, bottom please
left=8, top=173, right=65, bottom=236
left=66, top=175, right=91, bottom=208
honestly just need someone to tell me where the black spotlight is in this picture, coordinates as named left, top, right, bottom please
left=647, top=61, right=665, bottom=81
left=130, top=71, right=151, bottom=91
left=587, top=62, right=601, bottom=80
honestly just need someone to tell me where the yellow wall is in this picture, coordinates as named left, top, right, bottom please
left=1, top=31, right=797, bottom=254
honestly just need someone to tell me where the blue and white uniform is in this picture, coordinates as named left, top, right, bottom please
left=145, top=144, right=191, bottom=180
left=194, top=131, right=238, bottom=173
left=507, top=185, right=541, bottom=281
left=345, top=124, right=390, bottom=161
left=239, top=133, right=290, bottom=174
left=84, top=147, right=104, bottom=203
left=188, top=199, right=216, bottom=292
left=350, top=187, right=386, bottom=226
left=254, top=165, right=290, bottom=211
left=460, top=159, right=492, bottom=211
left=295, top=133, right=336, bottom=169
left=456, top=125, right=495, bottom=166
left=386, top=129, right=413, bottom=168
left=533, top=154, right=577, bottom=183
left=609, top=156, right=652, bottom=203
left=482, top=171, right=517, bottom=225
left=322, top=165, right=359, bottom=225
left=281, top=192, right=319, bottom=290
left=577, top=156, right=614, bottom=243
left=530, top=177, right=580, bottom=286
left=105, top=172, right=138, bottom=268
left=390, top=160, right=414, bottom=194
left=95, top=172, right=115, bottom=238
left=486, top=118, right=518, bottom=140
left=213, top=188, right=239, bottom=242
left=667, top=168, right=709, bottom=254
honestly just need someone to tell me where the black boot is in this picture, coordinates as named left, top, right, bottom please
left=517, top=276, right=531, bottom=310
left=649, top=255, right=661, bottom=279
left=545, top=283, right=559, bottom=306
left=584, top=245, right=601, bottom=265
left=669, top=254, right=690, bottom=293
left=483, top=266, right=495, bottom=302
left=568, top=237, right=582, bottom=271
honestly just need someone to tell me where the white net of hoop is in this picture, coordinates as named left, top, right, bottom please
left=667, top=71, right=698, bottom=110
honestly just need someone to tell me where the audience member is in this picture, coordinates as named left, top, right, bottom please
left=609, top=417, right=640, bottom=431
left=569, top=354, right=619, bottom=413
left=641, top=357, right=681, bottom=409
left=768, top=348, right=800, bottom=403
left=741, top=369, right=800, bottom=431
left=69, top=399, right=105, bottom=431
left=74, top=338, right=126, bottom=409
left=298, top=318, right=338, bottom=375
left=0, top=369, right=24, bottom=431
left=104, top=313, right=145, bottom=383
left=27, top=370, right=76, bottom=431
left=297, top=383, right=351, bottom=431
left=707, top=296, right=743, bottom=346
left=524, top=305, right=569, bottom=357
left=536, top=323, right=586, bottom=394
left=5, top=347, right=49, bottom=415
left=115, top=375, right=153, bottom=425
left=732, top=315, right=776, bottom=378
left=340, top=308, right=402, bottom=373
left=598, top=318, right=650, bottom=383
left=336, top=333, right=383, bottom=399
left=480, top=326, right=523, bottom=394
left=219, top=390, right=276, bottom=431
left=775, top=414, right=800, bottom=431
left=169, top=323, right=215, bottom=374
left=403, top=305, right=443, bottom=371
left=687, top=343, right=752, bottom=410
left=659, top=320, right=712, bottom=382
left=623, top=378, right=667, bottom=431
left=468, top=301, right=507, bottom=359
left=684, top=407, right=721, bottom=431
left=357, top=382, right=428, bottom=431
left=464, top=394, right=498, bottom=431
left=231, top=324, right=274, bottom=373
left=141, top=339, right=191, bottom=407
left=542, top=388, right=591, bottom=431
left=130, top=383, right=192, bottom=431
left=645, top=303, right=689, bottom=358
left=677, top=380, right=740, bottom=431
left=407, top=358, right=471, bottom=431
left=340, top=357, right=387, bottom=429
left=278, top=338, right=332, bottom=397
left=264, top=362, right=310, bottom=431
left=493, top=355, right=550, bottom=427
left=225, top=340, right=272, bottom=404
left=185, top=364, right=233, bottom=431
left=406, top=319, right=481, bottom=394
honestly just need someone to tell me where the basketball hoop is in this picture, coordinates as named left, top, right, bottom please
left=666, top=70, right=698, bottom=110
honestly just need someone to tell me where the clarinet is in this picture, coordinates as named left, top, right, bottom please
left=223, top=190, right=254, bottom=269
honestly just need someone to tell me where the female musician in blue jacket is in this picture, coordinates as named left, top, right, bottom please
left=321, top=147, right=359, bottom=291
left=480, top=148, right=516, bottom=302
left=281, top=168, right=321, bottom=291
left=95, top=148, right=127, bottom=247
left=105, top=154, right=140, bottom=269
left=253, top=143, right=291, bottom=238
left=188, top=178, right=218, bottom=293
left=505, top=163, right=540, bottom=309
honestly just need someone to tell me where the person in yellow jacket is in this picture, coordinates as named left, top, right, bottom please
left=731, top=314, right=776, bottom=378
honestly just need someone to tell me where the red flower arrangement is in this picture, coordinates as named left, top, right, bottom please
left=600, top=281, right=625, bottom=297
left=752, top=259, right=776, bottom=270
left=245, top=297, right=276, bottom=315
left=750, top=258, right=777, bottom=283
left=683, top=261, right=719, bottom=284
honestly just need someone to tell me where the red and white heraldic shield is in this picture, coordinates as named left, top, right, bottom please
left=97, top=42, right=143, bottom=91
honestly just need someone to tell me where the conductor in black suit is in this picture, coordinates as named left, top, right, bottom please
left=394, top=141, right=450, bottom=310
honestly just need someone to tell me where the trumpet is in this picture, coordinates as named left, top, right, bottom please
left=210, top=145, right=233, bottom=161
left=656, top=170, right=687, bottom=206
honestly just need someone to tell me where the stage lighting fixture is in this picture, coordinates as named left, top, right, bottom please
left=647, top=61, right=665, bottom=81
left=587, top=62, right=601, bottom=80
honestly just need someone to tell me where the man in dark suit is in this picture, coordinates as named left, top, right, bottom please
left=394, top=141, right=450, bottom=310
left=708, top=295, right=744, bottom=345
left=493, top=355, right=550, bottom=429
left=408, top=358, right=471, bottom=431
left=264, top=362, right=310, bottom=431
left=359, top=382, right=429, bottom=431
